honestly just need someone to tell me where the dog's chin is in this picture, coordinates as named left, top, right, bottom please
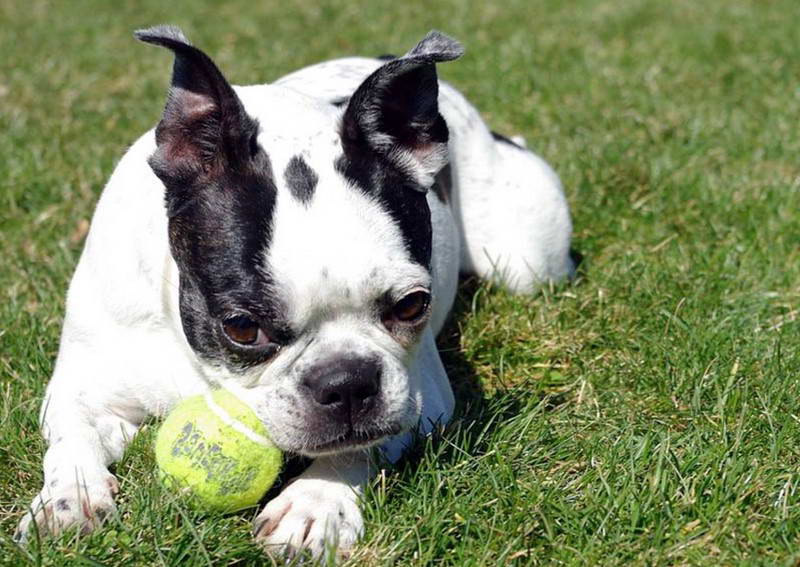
left=293, top=423, right=407, bottom=458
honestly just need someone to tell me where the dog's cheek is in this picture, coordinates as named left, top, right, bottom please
left=376, top=355, right=416, bottom=418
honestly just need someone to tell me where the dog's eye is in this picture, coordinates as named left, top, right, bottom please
left=222, top=315, right=264, bottom=345
left=392, top=291, right=431, bottom=322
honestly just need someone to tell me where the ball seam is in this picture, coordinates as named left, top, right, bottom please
left=204, top=392, right=273, bottom=448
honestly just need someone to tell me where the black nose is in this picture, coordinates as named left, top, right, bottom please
left=302, top=358, right=381, bottom=423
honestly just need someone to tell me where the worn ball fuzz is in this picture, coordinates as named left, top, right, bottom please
left=155, top=389, right=282, bottom=513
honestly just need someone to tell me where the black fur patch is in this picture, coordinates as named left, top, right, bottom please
left=169, top=166, right=291, bottom=372
left=284, top=155, right=318, bottom=205
left=335, top=153, right=432, bottom=268
left=491, top=130, right=525, bottom=150
left=138, top=25, right=291, bottom=371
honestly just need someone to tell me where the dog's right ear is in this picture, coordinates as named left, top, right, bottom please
left=340, top=31, right=463, bottom=190
left=135, top=25, right=259, bottom=185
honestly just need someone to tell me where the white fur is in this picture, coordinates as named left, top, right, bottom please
left=16, top=55, right=573, bottom=561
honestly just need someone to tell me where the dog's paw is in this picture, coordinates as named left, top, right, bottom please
left=253, top=477, right=363, bottom=560
left=13, top=476, right=118, bottom=544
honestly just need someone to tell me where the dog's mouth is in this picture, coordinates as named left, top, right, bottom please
left=302, top=423, right=404, bottom=456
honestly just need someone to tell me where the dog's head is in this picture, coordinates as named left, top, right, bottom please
left=136, top=26, right=462, bottom=456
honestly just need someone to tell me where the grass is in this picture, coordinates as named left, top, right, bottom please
left=1, top=0, right=799, bottom=564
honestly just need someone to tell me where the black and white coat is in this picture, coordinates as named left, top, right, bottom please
left=16, top=27, right=573, bottom=559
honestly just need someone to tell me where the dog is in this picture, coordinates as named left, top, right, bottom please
left=14, top=26, right=574, bottom=559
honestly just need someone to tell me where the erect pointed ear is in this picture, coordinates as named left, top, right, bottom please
left=341, top=31, right=463, bottom=190
left=135, top=25, right=259, bottom=184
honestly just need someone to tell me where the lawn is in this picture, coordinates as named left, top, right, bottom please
left=1, top=0, right=799, bottom=565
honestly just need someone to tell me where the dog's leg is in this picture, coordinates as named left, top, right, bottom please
left=253, top=452, right=368, bottom=560
left=14, top=349, right=143, bottom=543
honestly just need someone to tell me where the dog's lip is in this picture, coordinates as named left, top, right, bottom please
left=303, top=424, right=404, bottom=455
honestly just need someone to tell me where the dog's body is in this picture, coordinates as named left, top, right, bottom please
left=16, top=27, right=573, bottom=558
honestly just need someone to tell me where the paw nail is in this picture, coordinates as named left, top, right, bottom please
left=254, top=516, right=281, bottom=538
left=302, top=517, right=314, bottom=542
left=252, top=517, right=268, bottom=537
left=254, top=501, right=292, bottom=538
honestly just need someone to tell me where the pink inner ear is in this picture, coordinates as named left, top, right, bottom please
left=158, top=129, right=198, bottom=165
left=176, top=89, right=218, bottom=122
left=156, top=89, right=221, bottom=168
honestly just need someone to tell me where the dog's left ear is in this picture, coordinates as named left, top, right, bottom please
left=135, top=25, right=259, bottom=188
left=341, top=31, right=463, bottom=189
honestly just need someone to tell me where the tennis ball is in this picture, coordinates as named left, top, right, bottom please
left=155, top=389, right=282, bottom=513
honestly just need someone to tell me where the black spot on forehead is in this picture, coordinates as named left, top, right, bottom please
left=284, top=155, right=318, bottom=206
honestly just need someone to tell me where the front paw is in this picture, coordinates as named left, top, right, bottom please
left=253, top=478, right=363, bottom=560
left=14, top=476, right=118, bottom=544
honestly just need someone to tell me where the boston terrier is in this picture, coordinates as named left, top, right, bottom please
left=15, top=26, right=573, bottom=559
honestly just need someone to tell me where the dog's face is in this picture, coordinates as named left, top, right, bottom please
left=136, top=27, right=461, bottom=456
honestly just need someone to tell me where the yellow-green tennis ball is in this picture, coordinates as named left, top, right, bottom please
left=155, top=389, right=282, bottom=513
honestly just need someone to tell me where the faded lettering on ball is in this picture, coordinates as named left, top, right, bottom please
left=171, top=422, right=258, bottom=495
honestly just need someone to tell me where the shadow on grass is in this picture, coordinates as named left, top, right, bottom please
left=391, top=277, right=522, bottom=473
left=388, top=256, right=585, bottom=475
